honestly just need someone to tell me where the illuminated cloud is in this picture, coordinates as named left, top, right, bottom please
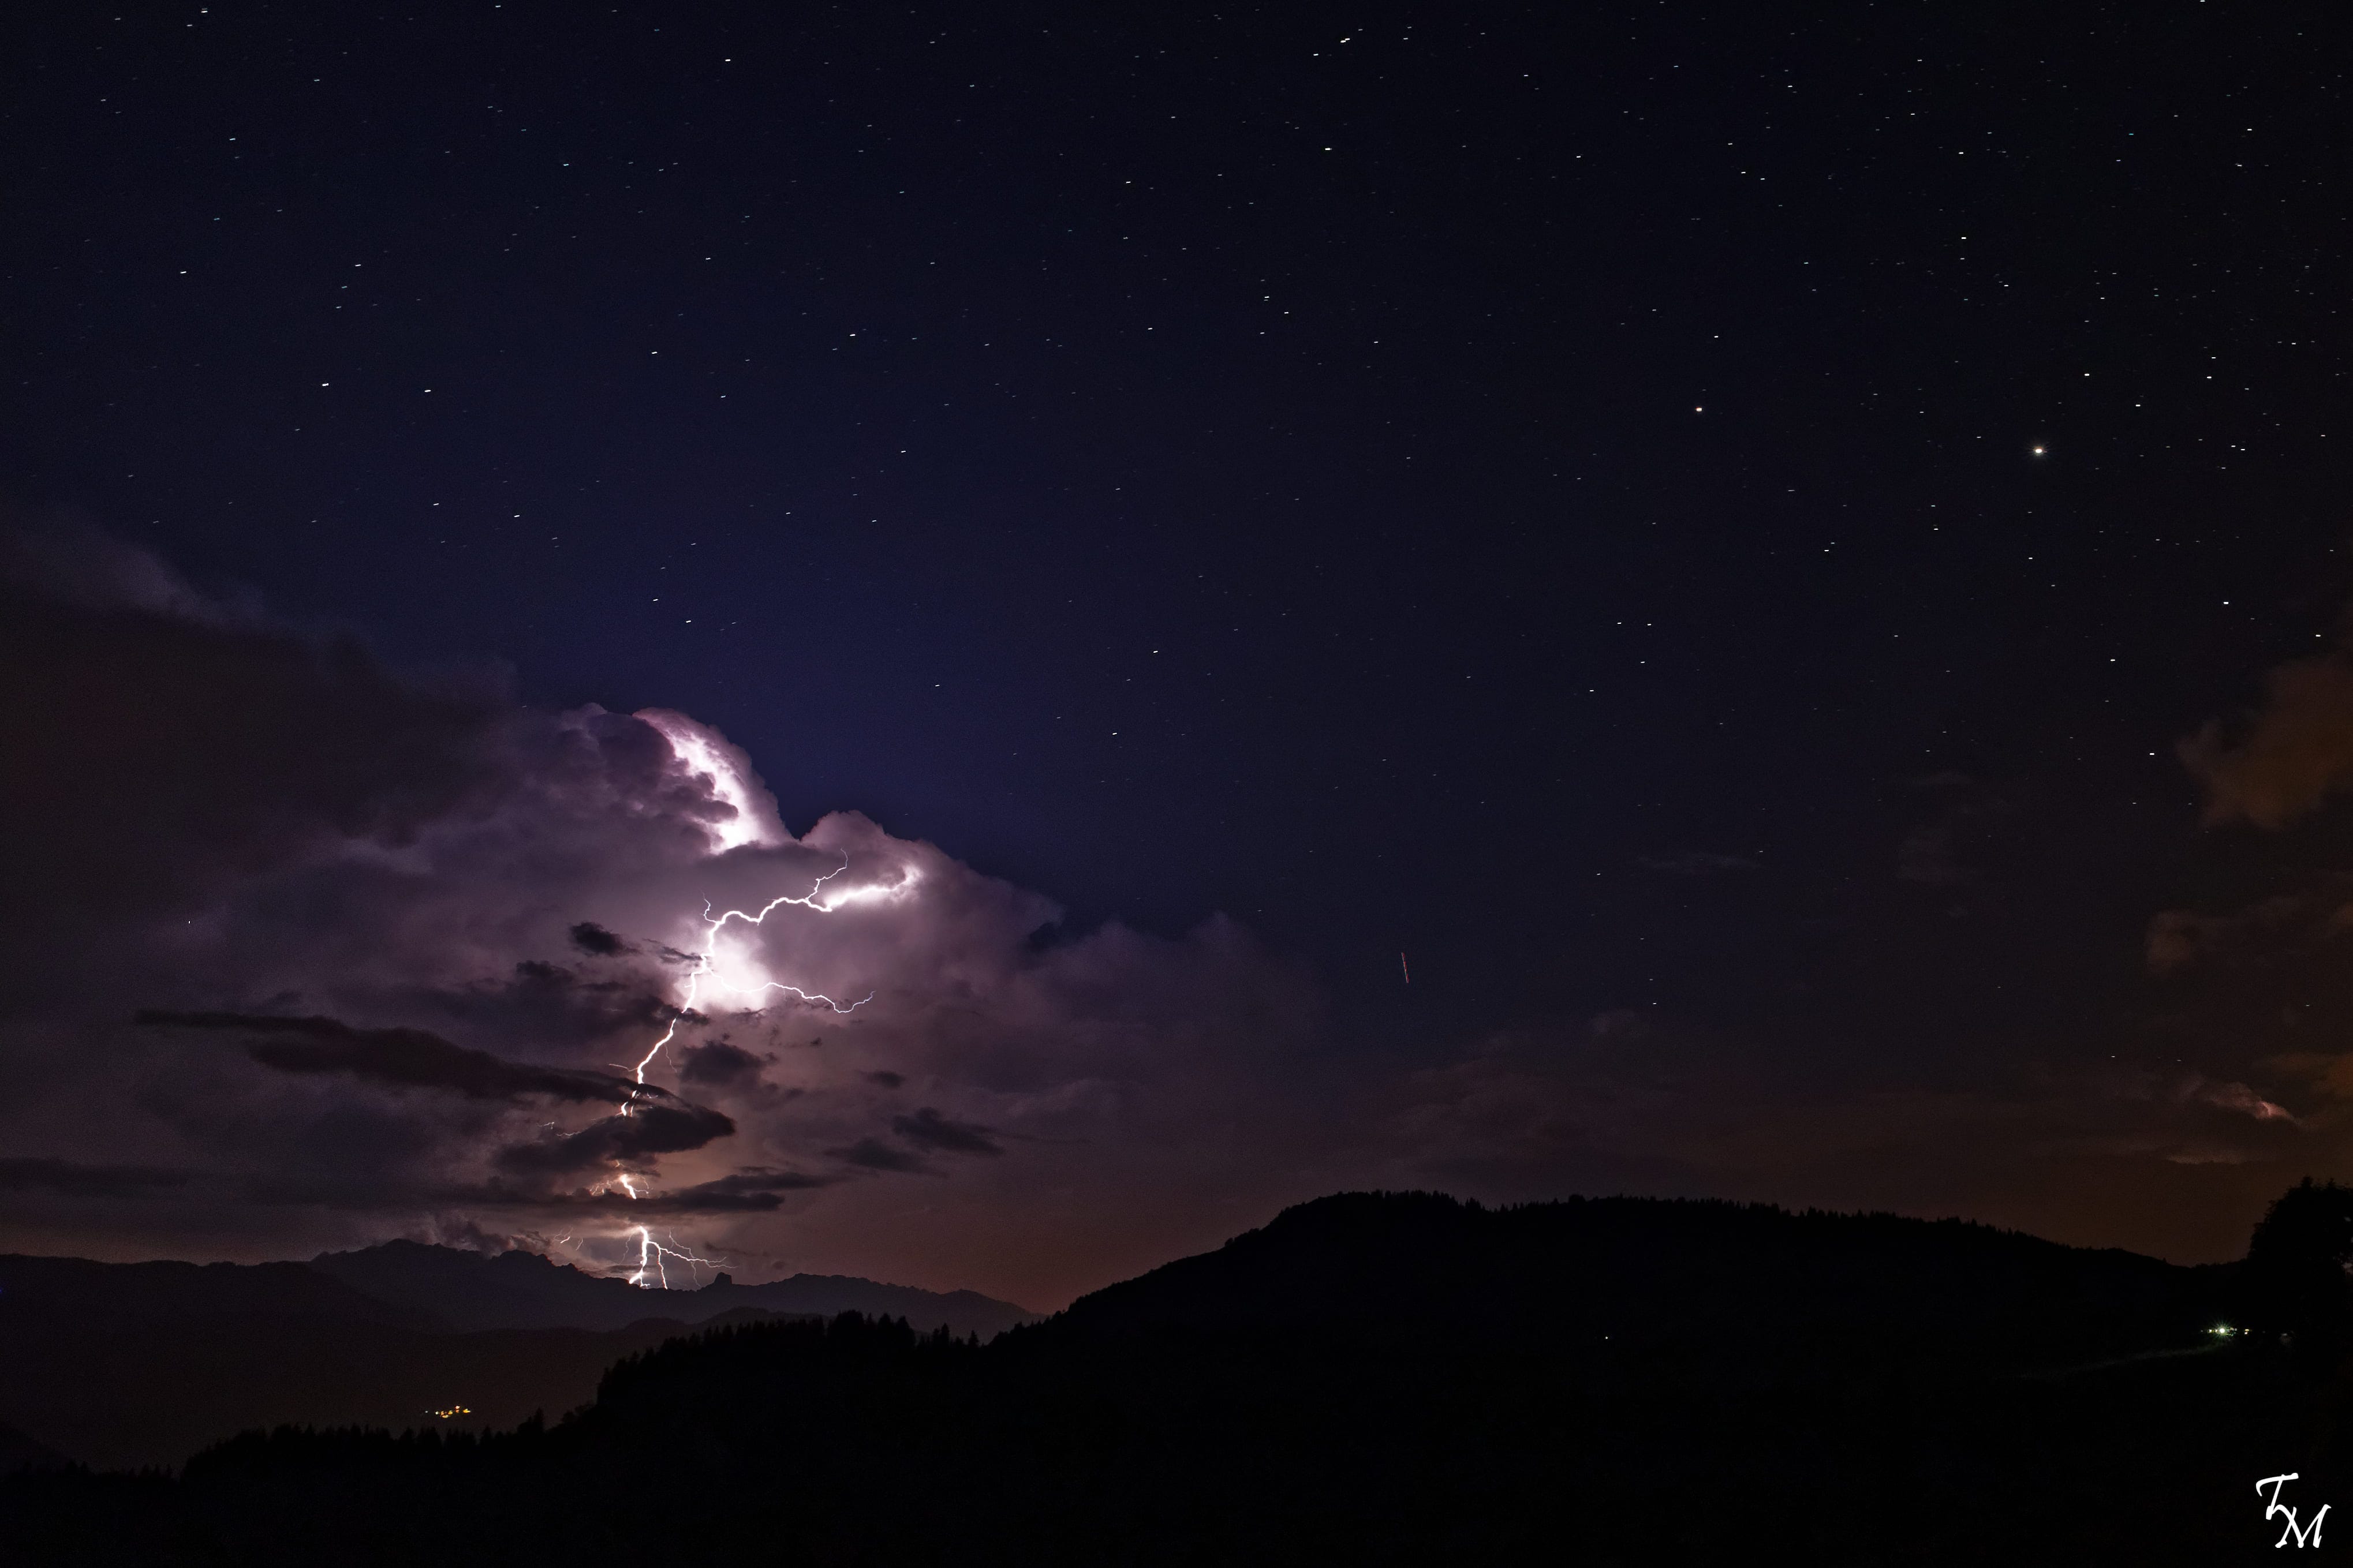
left=634, top=708, right=789, bottom=852
left=2188, top=1077, right=2297, bottom=1125
left=0, top=532, right=1323, bottom=1301
left=2181, top=656, right=2353, bottom=828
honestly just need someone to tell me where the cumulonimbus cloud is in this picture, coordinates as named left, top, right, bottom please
left=0, top=530, right=1328, bottom=1301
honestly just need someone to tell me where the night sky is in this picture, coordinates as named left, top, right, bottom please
left=6, top=1, right=2353, bottom=1308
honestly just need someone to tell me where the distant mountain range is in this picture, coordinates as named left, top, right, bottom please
left=308, top=1238, right=1036, bottom=1338
left=0, top=1243, right=1034, bottom=1470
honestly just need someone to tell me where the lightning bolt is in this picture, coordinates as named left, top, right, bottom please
left=629, top=1224, right=726, bottom=1289
left=579, top=851, right=914, bottom=1286
left=631, top=852, right=901, bottom=1086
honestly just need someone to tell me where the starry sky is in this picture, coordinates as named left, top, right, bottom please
left=6, top=1, right=2353, bottom=1305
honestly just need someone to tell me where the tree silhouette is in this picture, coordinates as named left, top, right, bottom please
left=2241, top=1177, right=2353, bottom=1353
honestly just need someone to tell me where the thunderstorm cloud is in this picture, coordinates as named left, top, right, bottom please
left=10, top=528, right=2346, bottom=1307
left=0, top=532, right=1328, bottom=1301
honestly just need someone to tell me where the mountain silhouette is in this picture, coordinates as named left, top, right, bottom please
left=0, top=1253, right=443, bottom=1331
left=309, top=1238, right=1035, bottom=1338
left=5, top=1191, right=2295, bottom=1566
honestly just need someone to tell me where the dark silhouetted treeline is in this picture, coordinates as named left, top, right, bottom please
left=6, top=1191, right=2349, bottom=1565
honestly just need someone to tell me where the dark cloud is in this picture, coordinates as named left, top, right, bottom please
left=494, top=1103, right=738, bottom=1176
left=423, top=1216, right=516, bottom=1252
left=2145, top=895, right=2328, bottom=974
left=0, top=1158, right=190, bottom=1199
left=391, top=1170, right=828, bottom=1215
left=0, top=531, right=502, bottom=981
left=135, top=1012, right=646, bottom=1106
left=891, top=1107, right=1002, bottom=1157
left=678, top=1040, right=765, bottom=1087
left=228, top=1165, right=812, bottom=1215
left=2181, top=656, right=2353, bottom=828
left=406, top=962, right=678, bottom=1054
left=865, top=1071, right=905, bottom=1089
left=632, top=1169, right=828, bottom=1211
left=569, top=922, right=627, bottom=956
left=832, top=1137, right=929, bottom=1173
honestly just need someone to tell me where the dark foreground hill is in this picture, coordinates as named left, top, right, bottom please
left=7, top=1191, right=2326, bottom=1566
left=1059, top=1188, right=2206, bottom=1360
left=0, top=1245, right=1027, bottom=1471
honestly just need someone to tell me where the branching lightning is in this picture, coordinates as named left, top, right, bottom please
left=629, top=1223, right=726, bottom=1288
left=632, top=852, right=904, bottom=1085
left=584, top=850, right=914, bottom=1285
